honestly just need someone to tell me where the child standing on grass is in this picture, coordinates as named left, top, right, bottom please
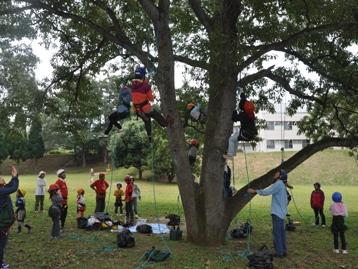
left=76, top=188, right=86, bottom=218
left=114, top=183, right=124, bottom=216
left=310, top=182, right=326, bottom=227
left=15, top=188, right=32, bottom=234
left=48, top=184, right=63, bottom=239
left=131, top=176, right=141, bottom=218
left=329, top=192, right=348, bottom=254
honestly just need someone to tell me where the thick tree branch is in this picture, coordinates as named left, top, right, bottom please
left=188, top=0, right=213, bottom=34
left=238, top=22, right=358, bottom=72
left=227, top=136, right=358, bottom=218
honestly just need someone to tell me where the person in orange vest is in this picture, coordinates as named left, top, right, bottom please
left=131, top=67, right=171, bottom=142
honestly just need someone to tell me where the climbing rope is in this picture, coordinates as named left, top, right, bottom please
left=238, top=143, right=253, bottom=260
left=133, top=19, right=171, bottom=269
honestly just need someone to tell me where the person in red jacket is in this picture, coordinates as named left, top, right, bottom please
left=55, top=169, right=68, bottom=232
left=310, top=182, right=326, bottom=227
left=90, top=172, right=109, bottom=213
left=131, top=67, right=171, bottom=142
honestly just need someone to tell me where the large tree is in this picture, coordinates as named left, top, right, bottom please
left=1, top=0, right=357, bottom=246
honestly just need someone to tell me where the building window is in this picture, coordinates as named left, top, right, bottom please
left=267, top=140, right=275, bottom=149
left=285, top=140, right=293, bottom=148
left=302, top=140, right=310, bottom=148
left=266, top=122, right=274, bottom=130
left=284, top=122, right=293, bottom=130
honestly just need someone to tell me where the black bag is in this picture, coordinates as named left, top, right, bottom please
left=165, top=214, right=180, bottom=227
left=77, top=217, right=88, bottom=229
left=94, top=212, right=112, bottom=222
left=117, top=228, right=135, bottom=248
left=0, top=203, right=15, bottom=227
left=48, top=205, right=60, bottom=218
left=247, top=244, right=274, bottom=269
left=241, top=222, right=253, bottom=235
left=285, top=220, right=296, bottom=231
left=230, top=228, right=245, bottom=239
left=169, top=229, right=183, bottom=240
left=145, top=247, right=170, bottom=262
left=136, top=224, right=153, bottom=234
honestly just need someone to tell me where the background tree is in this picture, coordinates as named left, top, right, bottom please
left=27, top=117, right=46, bottom=171
left=113, top=119, right=150, bottom=179
left=1, top=0, right=357, bottom=246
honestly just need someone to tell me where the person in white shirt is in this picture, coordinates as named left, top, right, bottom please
left=35, top=171, right=47, bottom=212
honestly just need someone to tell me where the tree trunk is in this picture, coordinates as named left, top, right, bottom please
left=82, top=146, right=86, bottom=168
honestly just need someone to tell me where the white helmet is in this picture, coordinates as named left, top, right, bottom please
left=57, top=169, right=65, bottom=177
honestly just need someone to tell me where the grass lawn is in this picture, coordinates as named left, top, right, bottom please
left=2, top=170, right=358, bottom=269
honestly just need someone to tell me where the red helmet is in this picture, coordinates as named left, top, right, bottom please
left=124, top=175, right=131, bottom=181
left=99, top=172, right=105, bottom=178
left=244, top=101, right=255, bottom=114
left=190, top=139, right=198, bottom=145
left=48, top=184, right=59, bottom=192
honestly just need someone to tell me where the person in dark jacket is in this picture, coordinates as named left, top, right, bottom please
left=0, top=166, right=19, bottom=269
left=224, top=90, right=258, bottom=160
left=99, top=84, right=132, bottom=138
left=310, top=182, right=326, bottom=227
left=131, top=67, right=171, bottom=142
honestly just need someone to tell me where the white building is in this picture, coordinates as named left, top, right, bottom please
left=237, top=104, right=311, bottom=153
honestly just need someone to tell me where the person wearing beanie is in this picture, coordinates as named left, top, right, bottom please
left=310, top=182, right=326, bottom=227
left=15, top=188, right=32, bottom=234
left=247, top=169, right=288, bottom=258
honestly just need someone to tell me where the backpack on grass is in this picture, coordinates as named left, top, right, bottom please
left=247, top=244, right=274, bottom=269
left=136, top=224, right=153, bottom=234
left=145, top=247, right=170, bottom=262
left=117, top=228, right=135, bottom=248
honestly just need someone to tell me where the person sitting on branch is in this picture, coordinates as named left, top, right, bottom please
left=224, top=89, right=258, bottom=160
left=99, top=82, right=132, bottom=138
left=187, top=103, right=208, bottom=122
left=131, top=67, right=171, bottom=142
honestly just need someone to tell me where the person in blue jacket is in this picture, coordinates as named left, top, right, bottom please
left=247, top=169, right=288, bottom=258
left=0, top=166, right=19, bottom=269
left=99, top=84, right=132, bottom=138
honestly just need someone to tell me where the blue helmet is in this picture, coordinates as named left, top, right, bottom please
left=332, top=192, right=342, bottom=202
left=135, top=67, right=146, bottom=78
left=280, top=169, right=287, bottom=182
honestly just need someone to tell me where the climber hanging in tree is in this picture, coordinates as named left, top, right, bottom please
left=99, top=82, right=132, bottom=138
left=188, top=139, right=199, bottom=167
left=131, top=67, right=171, bottom=142
left=187, top=102, right=208, bottom=123
left=223, top=89, right=258, bottom=160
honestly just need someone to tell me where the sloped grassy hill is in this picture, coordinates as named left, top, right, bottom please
left=1, top=149, right=357, bottom=185
left=232, top=149, right=358, bottom=186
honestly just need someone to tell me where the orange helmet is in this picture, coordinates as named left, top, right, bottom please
left=77, top=188, right=84, bottom=195
left=244, top=101, right=255, bottom=114
left=190, top=139, right=198, bottom=145
left=187, top=103, right=195, bottom=110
